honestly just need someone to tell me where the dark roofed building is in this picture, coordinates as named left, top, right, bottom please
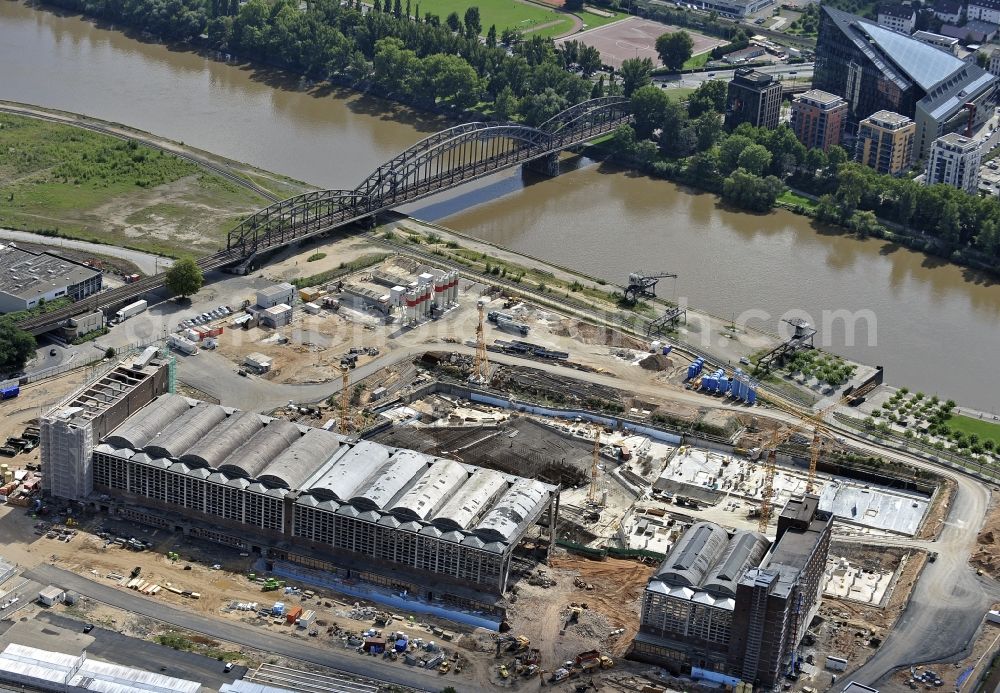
left=814, top=5, right=997, bottom=155
left=0, top=244, right=102, bottom=314
left=725, top=68, right=782, bottom=130
left=939, top=20, right=999, bottom=42
left=933, top=0, right=964, bottom=22
left=632, top=495, right=833, bottom=688
left=877, top=2, right=917, bottom=33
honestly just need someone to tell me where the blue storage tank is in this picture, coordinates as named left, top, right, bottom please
left=747, top=388, right=757, bottom=405
left=687, top=365, right=698, bottom=380
left=717, top=378, right=729, bottom=394
left=737, top=379, right=748, bottom=400
left=702, top=376, right=716, bottom=391
left=662, top=346, right=672, bottom=356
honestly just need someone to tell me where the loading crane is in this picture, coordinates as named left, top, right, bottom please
left=624, top=271, right=677, bottom=304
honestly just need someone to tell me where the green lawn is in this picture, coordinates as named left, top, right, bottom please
left=683, top=52, right=712, bottom=70
left=418, top=0, right=572, bottom=35
left=777, top=190, right=817, bottom=210
left=579, top=5, right=627, bottom=29
left=663, top=87, right=695, bottom=103
left=945, top=415, right=1000, bottom=446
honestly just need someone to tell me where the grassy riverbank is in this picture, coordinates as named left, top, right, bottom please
left=0, top=113, right=273, bottom=258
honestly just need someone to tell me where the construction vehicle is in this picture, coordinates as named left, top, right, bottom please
left=498, top=664, right=510, bottom=679
left=623, top=271, right=677, bottom=304
left=261, top=578, right=285, bottom=592
left=438, top=661, right=450, bottom=674
left=599, top=655, right=614, bottom=669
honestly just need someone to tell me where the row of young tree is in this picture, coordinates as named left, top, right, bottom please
left=613, top=78, right=1000, bottom=266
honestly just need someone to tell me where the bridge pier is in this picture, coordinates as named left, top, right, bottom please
left=523, top=152, right=560, bottom=178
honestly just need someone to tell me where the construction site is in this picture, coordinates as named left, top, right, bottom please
left=0, top=228, right=960, bottom=693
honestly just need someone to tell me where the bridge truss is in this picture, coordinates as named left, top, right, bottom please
left=16, top=97, right=630, bottom=334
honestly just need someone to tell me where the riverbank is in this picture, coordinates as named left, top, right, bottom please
left=0, top=105, right=312, bottom=258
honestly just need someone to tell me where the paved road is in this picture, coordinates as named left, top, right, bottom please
left=176, top=341, right=805, bottom=422
left=24, top=564, right=466, bottom=693
left=9, top=611, right=247, bottom=690
left=655, top=63, right=814, bottom=89
left=0, top=228, right=174, bottom=275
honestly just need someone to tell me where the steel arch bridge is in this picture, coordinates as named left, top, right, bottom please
left=226, top=96, right=631, bottom=261
left=16, top=97, right=630, bottom=335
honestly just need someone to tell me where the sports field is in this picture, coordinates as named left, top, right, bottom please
left=562, top=16, right=725, bottom=68
left=418, top=0, right=576, bottom=37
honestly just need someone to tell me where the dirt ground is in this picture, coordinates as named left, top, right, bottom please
left=972, top=494, right=1000, bottom=579
left=502, top=552, right=651, bottom=668
left=808, top=550, right=927, bottom=685
left=918, top=476, right=956, bottom=541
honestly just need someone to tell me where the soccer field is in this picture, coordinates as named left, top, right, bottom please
left=417, top=0, right=574, bottom=36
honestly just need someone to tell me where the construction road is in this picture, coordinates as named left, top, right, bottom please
left=23, top=564, right=471, bottom=693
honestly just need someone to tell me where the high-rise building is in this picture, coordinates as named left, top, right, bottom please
left=856, top=110, right=917, bottom=174
left=925, top=132, right=982, bottom=193
left=790, top=90, right=848, bottom=151
left=631, top=495, right=833, bottom=688
left=814, top=6, right=997, bottom=156
left=725, top=68, right=782, bottom=130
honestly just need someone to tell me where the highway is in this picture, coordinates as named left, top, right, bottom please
left=23, top=564, right=471, bottom=693
left=656, top=63, right=814, bottom=89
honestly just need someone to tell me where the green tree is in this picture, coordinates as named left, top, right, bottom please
left=655, top=31, right=693, bottom=71
left=578, top=45, right=602, bottom=77
left=804, top=147, right=827, bottom=173
left=722, top=169, right=784, bottom=212
left=494, top=85, right=518, bottom=121
left=463, top=6, right=481, bottom=37
left=631, top=85, right=672, bottom=139
left=718, top=134, right=753, bottom=174
left=486, top=24, right=497, bottom=48
left=687, top=80, right=727, bottom=117
left=620, top=57, right=653, bottom=97
left=166, top=257, right=204, bottom=298
left=826, top=144, right=849, bottom=170
left=520, top=87, right=568, bottom=125
left=0, top=319, right=35, bottom=374
left=445, top=11, right=461, bottom=32
left=737, top=143, right=771, bottom=176
left=694, top=111, right=723, bottom=150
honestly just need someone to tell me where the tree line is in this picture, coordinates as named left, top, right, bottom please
left=44, top=0, right=616, bottom=123
left=611, top=77, right=1000, bottom=269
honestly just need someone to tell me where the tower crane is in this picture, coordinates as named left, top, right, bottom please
left=756, top=387, right=868, bottom=532
left=588, top=428, right=601, bottom=505
left=339, top=365, right=352, bottom=434
left=624, top=271, right=677, bottom=304
left=470, top=299, right=490, bottom=384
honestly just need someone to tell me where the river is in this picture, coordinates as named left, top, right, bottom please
left=2, top=1, right=998, bottom=411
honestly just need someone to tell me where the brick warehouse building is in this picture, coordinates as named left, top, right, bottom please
left=41, top=355, right=559, bottom=614
left=632, top=496, right=833, bottom=688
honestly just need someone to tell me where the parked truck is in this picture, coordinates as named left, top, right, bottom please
left=0, top=385, right=20, bottom=401
left=115, top=300, right=147, bottom=323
